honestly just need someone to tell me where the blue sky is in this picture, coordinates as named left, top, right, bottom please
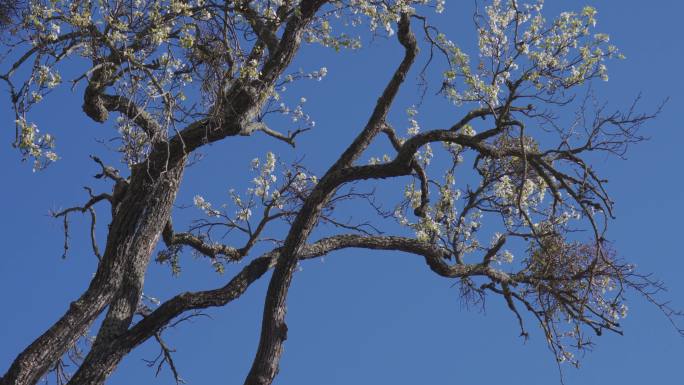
left=1, top=1, right=683, bottom=384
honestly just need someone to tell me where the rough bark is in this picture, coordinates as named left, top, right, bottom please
left=45, top=3, right=329, bottom=385
left=0, top=157, right=185, bottom=385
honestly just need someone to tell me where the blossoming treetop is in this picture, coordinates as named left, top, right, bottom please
left=1, top=1, right=679, bottom=385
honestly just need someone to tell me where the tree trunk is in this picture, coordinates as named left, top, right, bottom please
left=0, top=157, right=186, bottom=385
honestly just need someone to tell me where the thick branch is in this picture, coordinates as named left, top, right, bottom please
left=162, top=0, right=329, bottom=162
left=161, top=220, right=241, bottom=261
left=238, top=1, right=280, bottom=54
left=66, top=233, right=509, bottom=385
left=243, top=13, right=418, bottom=385
left=100, top=94, right=162, bottom=137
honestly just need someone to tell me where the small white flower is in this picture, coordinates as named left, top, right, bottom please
left=236, top=208, right=252, bottom=221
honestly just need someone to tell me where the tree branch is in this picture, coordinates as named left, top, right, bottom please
left=243, top=13, right=418, bottom=385
left=66, top=232, right=513, bottom=385
left=161, top=220, right=241, bottom=261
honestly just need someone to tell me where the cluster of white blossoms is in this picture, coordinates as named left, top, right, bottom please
left=277, top=67, right=328, bottom=99
left=15, top=0, right=207, bottom=160
left=11, top=0, right=451, bottom=171
left=277, top=97, right=316, bottom=127
left=271, top=67, right=328, bottom=126
left=304, top=19, right=363, bottom=51
left=437, top=0, right=622, bottom=107
left=191, top=152, right=320, bottom=234
left=280, top=66, right=330, bottom=94
left=368, top=154, right=392, bottom=165
left=31, top=65, right=61, bottom=94
left=490, top=233, right=514, bottom=264
left=308, top=67, right=329, bottom=81
left=115, top=116, right=151, bottom=166
left=588, top=273, right=629, bottom=323
left=416, top=143, right=433, bottom=167
left=406, top=106, right=420, bottom=136
left=493, top=175, right=515, bottom=203
left=14, top=118, right=58, bottom=171
left=250, top=152, right=278, bottom=199
left=226, top=186, right=265, bottom=224
left=193, top=195, right=221, bottom=217
left=406, top=108, right=432, bottom=167
left=394, top=172, right=492, bottom=255
left=236, top=207, right=252, bottom=222
left=241, top=59, right=263, bottom=81
left=493, top=175, right=546, bottom=209
left=250, top=153, right=317, bottom=209
left=303, top=0, right=446, bottom=50
left=392, top=133, right=556, bottom=259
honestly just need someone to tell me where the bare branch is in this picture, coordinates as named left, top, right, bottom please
left=161, top=220, right=241, bottom=261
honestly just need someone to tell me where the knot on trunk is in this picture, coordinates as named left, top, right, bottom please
left=83, top=91, right=109, bottom=123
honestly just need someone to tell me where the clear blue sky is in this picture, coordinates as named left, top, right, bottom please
left=1, top=1, right=683, bottom=384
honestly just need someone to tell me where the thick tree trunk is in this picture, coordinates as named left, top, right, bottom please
left=66, top=158, right=186, bottom=385
left=2, top=3, right=325, bottom=385
left=0, top=158, right=186, bottom=385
